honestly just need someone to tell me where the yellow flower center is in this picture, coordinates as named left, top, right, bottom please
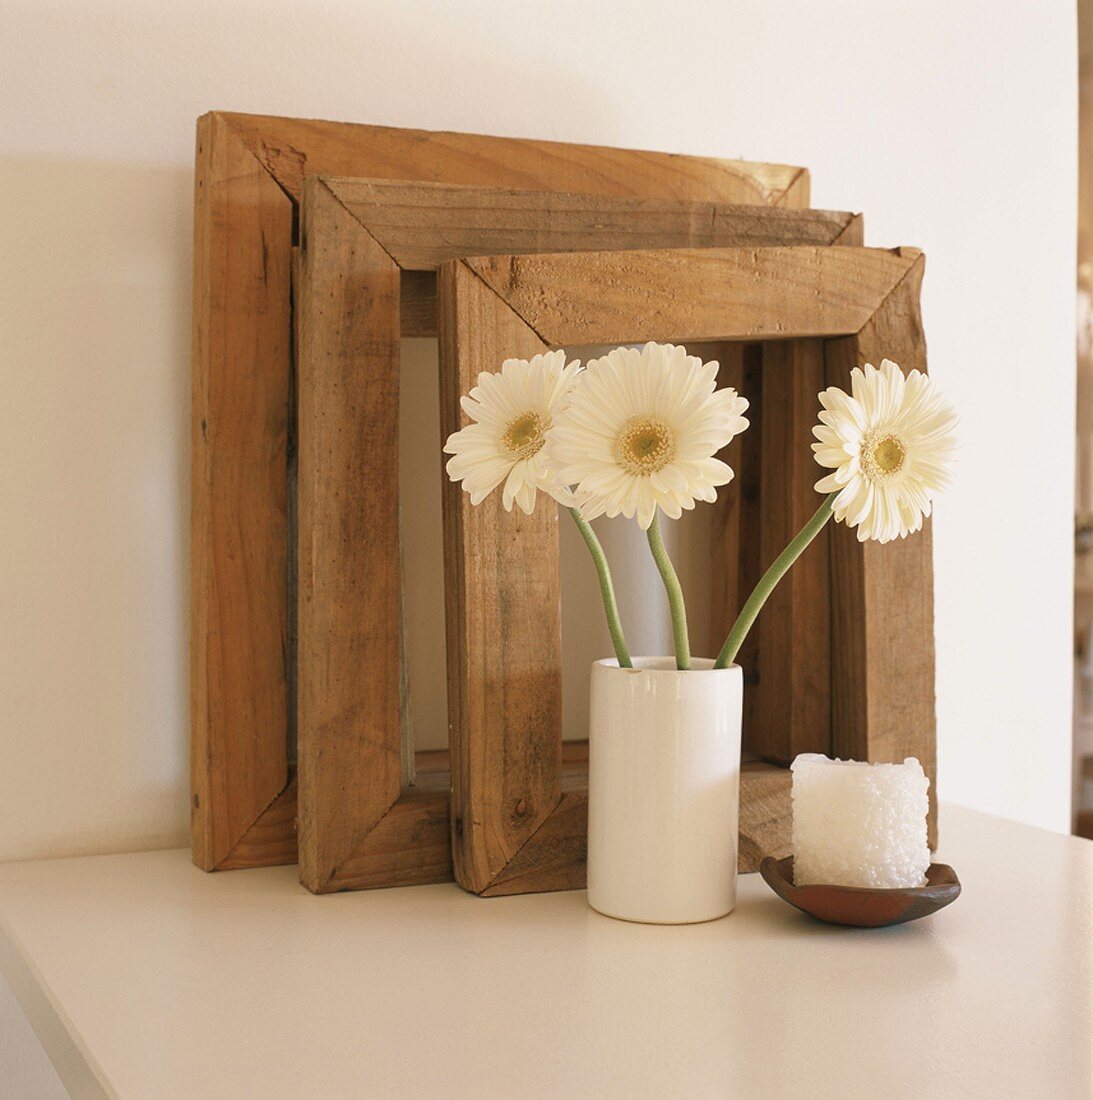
left=502, top=411, right=548, bottom=460
left=615, top=417, right=676, bottom=476
left=861, top=432, right=906, bottom=480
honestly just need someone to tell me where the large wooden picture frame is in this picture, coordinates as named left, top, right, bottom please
left=191, top=110, right=812, bottom=872
left=439, top=245, right=934, bottom=896
left=294, top=177, right=862, bottom=893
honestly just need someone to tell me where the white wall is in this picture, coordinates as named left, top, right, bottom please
left=0, top=0, right=1076, bottom=861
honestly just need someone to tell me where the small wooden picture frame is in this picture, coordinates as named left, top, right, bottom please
left=191, top=110, right=811, bottom=873
left=438, top=245, right=934, bottom=896
left=294, top=178, right=862, bottom=893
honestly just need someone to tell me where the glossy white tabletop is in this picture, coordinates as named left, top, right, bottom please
left=0, top=804, right=1089, bottom=1099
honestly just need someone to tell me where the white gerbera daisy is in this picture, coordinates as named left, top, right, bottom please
left=547, top=342, right=750, bottom=530
left=813, top=358, right=957, bottom=544
left=444, top=350, right=580, bottom=514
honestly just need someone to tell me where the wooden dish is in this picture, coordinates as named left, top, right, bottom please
left=759, top=856, right=961, bottom=927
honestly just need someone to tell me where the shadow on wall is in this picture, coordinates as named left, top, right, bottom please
left=0, top=158, right=192, bottom=860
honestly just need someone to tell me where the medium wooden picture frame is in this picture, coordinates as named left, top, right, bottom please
left=439, top=245, right=934, bottom=896
left=294, top=177, right=863, bottom=893
left=191, top=110, right=812, bottom=873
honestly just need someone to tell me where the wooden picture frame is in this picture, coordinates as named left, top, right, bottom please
left=294, top=177, right=863, bottom=893
left=439, top=245, right=934, bottom=896
left=191, top=110, right=812, bottom=873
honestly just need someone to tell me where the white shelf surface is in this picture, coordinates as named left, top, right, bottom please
left=0, top=804, right=1090, bottom=1100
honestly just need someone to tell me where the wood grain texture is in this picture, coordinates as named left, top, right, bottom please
left=221, top=112, right=810, bottom=208
left=711, top=345, right=766, bottom=709
left=294, top=187, right=862, bottom=892
left=324, top=177, right=854, bottom=271
left=295, top=179, right=406, bottom=893
left=746, top=340, right=831, bottom=765
left=738, top=761, right=793, bottom=872
left=440, top=247, right=912, bottom=894
left=192, top=111, right=812, bottom=872
left=329, top=177, right=857, bottom=337
left=710, top=215, right=863, bottom=769
left=191, top=113, right=293, bottom=871
left=324, top=788, right=452, bottom=891
left=448, top=758, right=794, bottom=883
left=823, top=249, right=938, bottom=847
left=465, top=247, right=922, bottom=346
left=439, top=260, right=562, bottom=895
left=400, top=270, right=439, bottom=338
left=480, top=792, right=589, bottom=896
left=435, top=240, right=933, bottom=892
left=708, top=342, right=750, bottom=660
left=776, top=167, right=813, bottom=211
left=276, top=756, right=453, bottom=889
left=214, top=778, right=298, bottom=870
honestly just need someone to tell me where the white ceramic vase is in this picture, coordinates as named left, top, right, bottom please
left=587, top=657, right=743, bottom=924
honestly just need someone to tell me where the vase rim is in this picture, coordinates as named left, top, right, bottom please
left=594, top=656, right=741, bottom=674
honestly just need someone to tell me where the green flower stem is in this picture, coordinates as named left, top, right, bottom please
left=568, top=507, right=632, bottom=669
left=646, top=511, right=691, bottom=671
left=714, top=492, right=838, bottom=669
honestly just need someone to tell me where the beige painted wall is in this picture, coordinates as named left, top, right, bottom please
left=0, top=0, right=1078, bottom=863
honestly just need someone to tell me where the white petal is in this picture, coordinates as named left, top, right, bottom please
left=549, top=341, right=753, bottom=525
left=811, top=359, right=955, bottom=539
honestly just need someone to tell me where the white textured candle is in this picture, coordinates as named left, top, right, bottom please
left=791, top=754, right=930, bottom=888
